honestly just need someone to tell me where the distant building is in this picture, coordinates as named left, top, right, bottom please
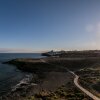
left=42, top=50, right=66, bottom=56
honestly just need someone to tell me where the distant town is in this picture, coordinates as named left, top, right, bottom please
left=42, top=50, right=100, bottom=57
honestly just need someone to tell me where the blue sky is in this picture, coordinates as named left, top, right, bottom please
left=0, top=0, right=100, bottom=52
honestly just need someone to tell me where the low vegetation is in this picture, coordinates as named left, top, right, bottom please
left=76, top=65, right=100, bottom=98
left=34, top=82, right=92, bottom=100
left=1, top=80, right=92, bottom=100
left=2, top=56, right=100, bottom=100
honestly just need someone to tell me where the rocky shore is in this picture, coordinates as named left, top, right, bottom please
left=0, top=58, right=68, bottom=99
left=3, top=58, right=66, bottom=72
left=1, top=57, right=97, bottom=100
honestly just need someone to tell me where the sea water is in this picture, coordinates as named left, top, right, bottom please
left=0, top=53, right=43, bottom=96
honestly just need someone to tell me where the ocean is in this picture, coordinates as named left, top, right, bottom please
left=0, top=53, right=43, bottom=96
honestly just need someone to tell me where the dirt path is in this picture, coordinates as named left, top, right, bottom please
left=40, top=58, right=100, bottom=100
left=69, top=71, right=100, bottom=100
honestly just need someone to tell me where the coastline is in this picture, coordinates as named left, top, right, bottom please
left=1, top=58, right=70, bottom=99
left=1, top=57, right=99, bottom=100
left=11, top=73, right=34, bottom=92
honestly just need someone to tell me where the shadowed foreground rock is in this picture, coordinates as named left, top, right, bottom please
left=3, top=58, right=65, bottom=72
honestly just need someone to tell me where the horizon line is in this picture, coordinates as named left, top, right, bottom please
left=0, top=49, right=100, bottom=53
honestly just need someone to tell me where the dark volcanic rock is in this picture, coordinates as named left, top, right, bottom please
left=3, top=58, right=65, bottom=73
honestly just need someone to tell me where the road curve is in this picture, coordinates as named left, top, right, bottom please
left=70, top=71, right=100, bottom=100
left=40, top=59, right=100, bottom=100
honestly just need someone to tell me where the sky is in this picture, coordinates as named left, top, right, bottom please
left=0, top=0, right=100, bottom=52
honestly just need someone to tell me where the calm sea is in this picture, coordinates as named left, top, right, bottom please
left=0, top=53, right=43, bottom=96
